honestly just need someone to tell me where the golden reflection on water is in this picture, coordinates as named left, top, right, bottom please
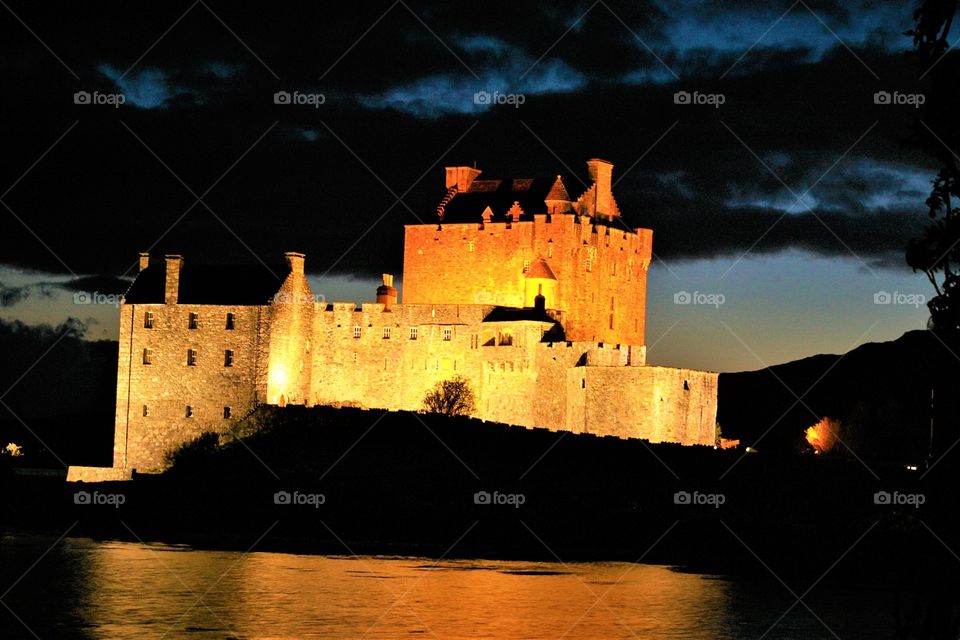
left=75, top=541, right=727, bottom=639
left=0, top=535, right=895, bottom=639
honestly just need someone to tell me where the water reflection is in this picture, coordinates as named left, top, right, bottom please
left=0, top=534, right=895, bottom=639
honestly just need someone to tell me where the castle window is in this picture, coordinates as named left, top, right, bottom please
left=499, top=332, right=513, bottom=346
left=585, top=258, right=593, bottom=272
left=189, top=312, right=199, bottom=330
left=684, top=380, right=690, bottom=391
left=223, top=406, right=232, bottom=419
left=409, top=327, right=418, bottom=340
left=353, top=325, right=361, bottom=339
left=224, top=350, right=234, bottom=367
left=609, top=314, right=614, bottom=329
left=382, top=327, right=392, bottom=339
left=547, top=240, right=554, bottom=258
left=142, top=348, right=153, bottom=365
left=144, top=311, right=154, bottom=329
left=443, top=327, right=452, bottom=341
left=142, top=405, right=149, bottom=417
left=187, top=349, right=197, bottom=366
left=186, top=405, right=194, bottom=418
left=468, top=240, right=475, bottom=253
left=226, top=313, right=236, bottom=330
left=522, top=259, right=531, bottom=273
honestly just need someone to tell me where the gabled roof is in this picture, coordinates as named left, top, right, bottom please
left=124, top=262, right=290, bottom=305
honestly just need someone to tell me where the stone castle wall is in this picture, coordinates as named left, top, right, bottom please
left=113, top=301, right=268, bottom=472
left=113, top=290, right=718, bottom=472
left=568, top=365, right=719, bottom=444
left=402, top=215, right=653, bottom=346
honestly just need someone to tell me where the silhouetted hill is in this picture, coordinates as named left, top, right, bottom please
left=718, top=330, right=960, bottom=463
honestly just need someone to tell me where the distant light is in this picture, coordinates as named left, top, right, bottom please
left=906, top=465, right=918, bottom=472
left=745, top=447, right=758, bottom=454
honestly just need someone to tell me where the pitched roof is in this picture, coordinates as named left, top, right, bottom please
left=437, top=174, right=634, bottom=233
left=482, top=306, right=557, bottom=324
left=525, top=257, right=557, bottom=280
left=439, top=176, right=569, bottom=223
left=123, top=262, right=290, bottom=305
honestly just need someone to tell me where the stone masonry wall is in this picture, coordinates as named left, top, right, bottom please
left=113, top=302, right=267, bottom=472
left=401, top=215, right=652, bottom=346
left=567, top=365, right=719, bottom=445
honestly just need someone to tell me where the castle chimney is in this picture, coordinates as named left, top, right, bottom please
left=284, top=251, right=306, bottom=274
left=138, top=252, right=150, bottom=272
left=164, top=255, right=183, bottom=305
left=534, top=285, right=546, bottom=312
left=445, top=166, right=482, bottom=192
left=586, top=158, right=615, bottom=218
left=377, top=273, right=398, bottom=311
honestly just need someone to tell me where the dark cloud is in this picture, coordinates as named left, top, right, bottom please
left=0, top=0, right=947, bottom=280
left=57, top=275, right=132, bottom=294
left=0, top=282, right=52, bottom=307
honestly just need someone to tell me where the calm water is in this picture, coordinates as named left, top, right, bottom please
left=0, top=533, right=896, bottom=639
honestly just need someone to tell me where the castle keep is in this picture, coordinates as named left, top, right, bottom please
left=70, top=158, right=718, bottom=478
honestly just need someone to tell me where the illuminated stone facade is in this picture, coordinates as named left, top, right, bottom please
left=72, top=158, right=718, bottom=476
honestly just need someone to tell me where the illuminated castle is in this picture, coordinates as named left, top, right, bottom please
left=69, top=158, right=718, bottom=479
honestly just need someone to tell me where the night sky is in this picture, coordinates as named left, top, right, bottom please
left=0, top=0, right=936, bottom=371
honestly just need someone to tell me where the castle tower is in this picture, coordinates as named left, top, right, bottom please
left=402, top=158, right=652, bottom=346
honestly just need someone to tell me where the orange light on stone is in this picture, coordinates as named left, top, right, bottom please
left=268, top=366, right=287, bottom=405
left=805, top=417, right=839, bottom=454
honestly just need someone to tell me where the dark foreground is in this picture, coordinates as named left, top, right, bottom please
left=3, top=407, right=960, bottom=590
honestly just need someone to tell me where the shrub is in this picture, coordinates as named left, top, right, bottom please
left=423, top=376, right=476, bottom=417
